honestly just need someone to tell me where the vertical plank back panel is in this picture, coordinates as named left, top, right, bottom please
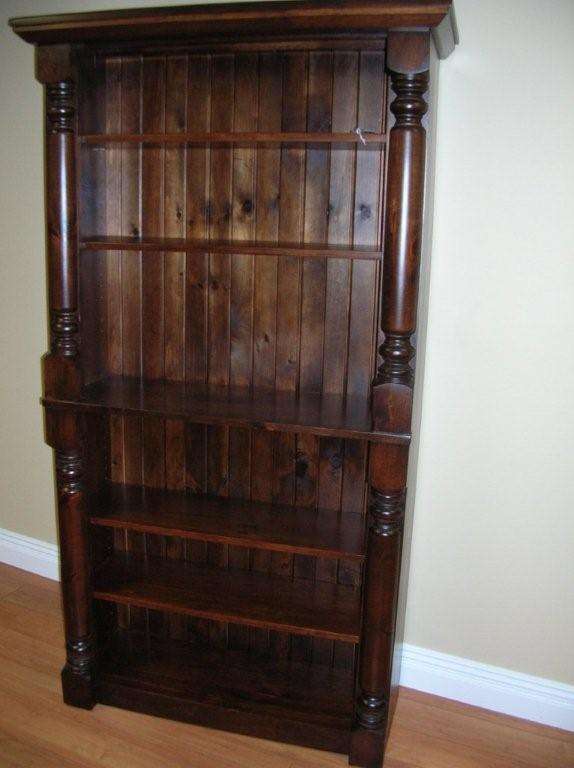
left=348, top=51, right=386, bottom=398
left=291, top=431, right=319, bottom=661
left=323, top=52, right=359, bottom=396
left=141, top=59, right=167, bottom=604
left=141, top=57, right=166, bottom=382
left=119, top=56, right=146, bottom=634
left=253, top=52, right=282, bottom=390
left=78, top=43, right=387, bottom=668
left=184, top=54, right=212, bottom=644
left=268, top=52, right=309, bottom=657
left=102, top=58, right=128, bottom=629
left=185, top=420, right=210, bottom=643
left=205, top=56, right=235, bottom=650
left=104, top=59, right=123, bottom=383
left=296, top=52, right=332, bottom=665
left=248, top=52, right=283, bottom=654
left=230, top=53, right=257, bottom=388
left=185, top=54, right=211, bottom=386
left=164, top=56, right=188, bottom=385
left=228, top=54, right=258, bottom=648
left=78, top=57, right=107, bottom=388
left=208, top=54, right=234, bottom=387
left=300, top=51, right=332, bottom=394
left=164, top=56, right=189, bottom=640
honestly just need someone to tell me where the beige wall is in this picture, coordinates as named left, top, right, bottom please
left=1, top=0, right=573, bottom=685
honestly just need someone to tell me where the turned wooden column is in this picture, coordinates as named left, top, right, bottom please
left=350, top=444, right=408, bottom=767
left=379, top=35, right=429, bottom=386
left=38, top=46, right=94, bottom=709
left=38, top=45, right=82, bottom=399
left=45, top=408, right=96, bottom=709
left=351, top=32, right=430, bottom=768
left=47, top=78, right=78, bottom=356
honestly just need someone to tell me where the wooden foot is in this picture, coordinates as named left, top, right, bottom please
left=349, top=719, right=386, bottom=767
left=61, top=635, right=96, bottom=709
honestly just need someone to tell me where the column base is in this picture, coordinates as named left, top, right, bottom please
left=61, top=664, right=96, bottom=710
left=349, top=726, right=386, bottom=768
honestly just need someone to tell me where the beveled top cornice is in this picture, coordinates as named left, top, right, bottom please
left=10, top=0, right=458, bottom=58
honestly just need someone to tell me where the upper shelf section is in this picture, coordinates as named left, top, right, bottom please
left=10, top=1, right=458, bottom=59
left=80, top=236, right=382, bottom=261
left=43, top=376, right=411, bottom=445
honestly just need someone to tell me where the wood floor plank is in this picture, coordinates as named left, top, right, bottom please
left=0, top=601, right=62, bottom=647
left=388, top=723, right=543, bottom=768
left=0, top=628, right=63, bottom=681
left=0, top=564, right=56, bottom=600
left=0, top=730, right=86, bottom=768
left=1, top=580, right=62, bottom=617
left=395, top=691, right=573, bottom=768
left=400, top=687, right=574, bottom=745
left=0, top=563, right=570, bottom=768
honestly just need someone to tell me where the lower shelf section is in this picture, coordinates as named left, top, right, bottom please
left=94, top=553, right=361, bottom=642
left=97, top=630, right=354, bottom=753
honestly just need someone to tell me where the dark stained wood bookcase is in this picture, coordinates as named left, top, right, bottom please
left=10, top=2, right=458, bottom=766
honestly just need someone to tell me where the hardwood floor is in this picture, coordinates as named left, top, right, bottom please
left=0, top=562, right=571, bottom=768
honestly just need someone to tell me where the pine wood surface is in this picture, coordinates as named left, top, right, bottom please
left=93, top=552, right=361, bottom=641
left=0, top=562, right=571, bottom=768
left=79, top=236, right=383, bottom=260
left=9, top=1, right=457, bottom=48
left=72, top=46, right=386, bottom=680
left=43, top=376, right=410, bottom=444
left=13, top=6, right=456, bottom=764
left=91, top=483, right=366, bottom=560
left=79, top=132, right=387, bottom=145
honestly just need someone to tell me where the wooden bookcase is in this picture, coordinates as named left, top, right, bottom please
left=10, top=3, right=458, bottom=766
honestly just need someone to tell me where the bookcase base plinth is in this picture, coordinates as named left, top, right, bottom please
left=95, top=630, right=354, bottom=755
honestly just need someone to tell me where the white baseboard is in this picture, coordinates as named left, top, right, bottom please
left=0, top=526, right=572, bottom=732
left=400, top=644, right=574, bottom=732
left=0, top=527, right=59, bottom=581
